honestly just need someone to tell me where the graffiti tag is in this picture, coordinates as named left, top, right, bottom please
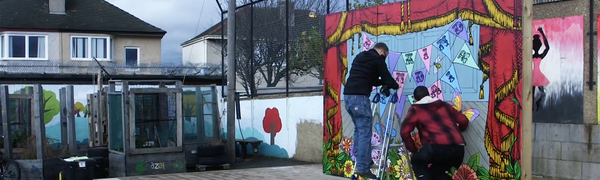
left=452, top=21, right=464, bottom=34
left=429, top=85, right=442, bottom=98
left=135, top=161, right=146, bottom=174
left=414, top=71, right=425, bottom=83
left=437, top=36, right=449, bottom=51
left=395, top=72, right=405, bottom=84
left=458, top=50, right=470, bottom=64
left=445, top=71, right=456, bottom=83
left=404, top=53, right=414, bottom=65
left=173, top=160, right=185, bottom=171
left=380, top=94, right=388, bottom=103
left=31, top=165, right=42, bottom=179
left=364, top=39, right=372, bottom=49
left=150, top=162, right=165, bottom=170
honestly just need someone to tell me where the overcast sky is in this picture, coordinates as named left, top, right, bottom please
left=106, top=0, right=223, bottom=65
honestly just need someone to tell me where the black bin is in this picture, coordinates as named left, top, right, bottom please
left=60, top=158, right=96, bottom=180
left=89, top=157, right=108, bottom=178
left=87, top=147, right=109, bottom=179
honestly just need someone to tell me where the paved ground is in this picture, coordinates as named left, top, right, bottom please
left=96, top=157, right=557, bottom=180
left=99, top=164, right=347, bottom=180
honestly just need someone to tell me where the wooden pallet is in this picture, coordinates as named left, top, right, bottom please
left=196, top=163, right=230, bottom=172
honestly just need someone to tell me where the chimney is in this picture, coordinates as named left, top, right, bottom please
left=49, top=0, right=66, bottom=14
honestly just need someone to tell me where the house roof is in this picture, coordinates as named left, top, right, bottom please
left=0, top=0, right=166, bottom=36
left=181, top=6, right=323, bottom=46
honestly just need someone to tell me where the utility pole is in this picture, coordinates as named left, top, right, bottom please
left=520, top=0, right=533, bottom=179
left=226, top=0, right=237, bottom=165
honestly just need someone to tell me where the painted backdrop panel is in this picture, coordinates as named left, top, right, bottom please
left=8, top=85, right=95, bottom=145
left=323, top=1, right=523, bottom=180
left=531, top=16, right=584, bottom=124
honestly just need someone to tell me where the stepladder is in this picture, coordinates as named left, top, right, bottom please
left=350, top=90, right=417, bottom=180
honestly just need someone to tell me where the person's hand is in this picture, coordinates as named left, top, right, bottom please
left=537, top=27, right=543, bottom=33
left=381, top=85, right=391, bottom=97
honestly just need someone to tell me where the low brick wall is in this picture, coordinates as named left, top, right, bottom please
left=533, top=123, right=600, bottom=179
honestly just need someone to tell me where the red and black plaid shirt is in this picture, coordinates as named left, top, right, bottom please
left=400, top=99, right=469, bottom=153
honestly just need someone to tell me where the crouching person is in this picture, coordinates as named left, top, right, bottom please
left=400, top=86, right=469, bottom=180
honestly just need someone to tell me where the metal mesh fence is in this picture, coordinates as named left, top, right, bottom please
left=133, top=92, right=177, bottom=149
left=0, top=98, right=31, bottom=149
left=218, top=0, right=345, bottom=97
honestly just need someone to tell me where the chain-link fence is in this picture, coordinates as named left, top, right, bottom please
left=217, top=0, right=346, bottom=97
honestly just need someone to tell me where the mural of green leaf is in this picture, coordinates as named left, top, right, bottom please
left=467, top=153, right=480, bottom=168
left=83, top=105, right=88, bottom=118
left=477, top=166, right=490, bottom=179
left=514, top=162, right=521, bottom=179
left=13, top=86, right=60, bottom=124
left=42, top=90, right=59, bottom=124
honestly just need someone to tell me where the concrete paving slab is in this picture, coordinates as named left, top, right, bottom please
left=97, top=164, right=348, bottom=180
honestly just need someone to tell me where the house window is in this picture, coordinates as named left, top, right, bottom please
left=0, top=34, right=48, bottom=60
left=71, top=36, right=111, bottom=61
left=125, top=47, right=140, bottom=67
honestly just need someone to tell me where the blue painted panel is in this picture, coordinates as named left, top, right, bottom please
left=342, top=20, right=488, bottom=102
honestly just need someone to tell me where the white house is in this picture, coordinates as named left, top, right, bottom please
left=181, top=35, right=224, bottom=66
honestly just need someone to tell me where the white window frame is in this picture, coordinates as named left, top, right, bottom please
left=1, top=33, right=49, bottom=60
left=70, top=36, right=112, bottom=61
left=124, top=46, right=140, bottom=71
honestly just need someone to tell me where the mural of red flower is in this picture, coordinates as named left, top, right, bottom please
left=263, top=107, right=282, bottom=145
left=452, top=164, right=478, bottom=180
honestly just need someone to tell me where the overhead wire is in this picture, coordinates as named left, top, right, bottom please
left=183, top=0, right=208, bottom=85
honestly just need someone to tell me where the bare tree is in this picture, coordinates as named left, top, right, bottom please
left=217, top=0, right=342, bottom=94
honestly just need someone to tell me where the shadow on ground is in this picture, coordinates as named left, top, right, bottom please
left=233, top=157, right=314, bottom=169
left=187, top=157, right=314, bottom=172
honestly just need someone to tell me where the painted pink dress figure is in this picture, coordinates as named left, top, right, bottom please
left=532, top=27, right=549, bottom=111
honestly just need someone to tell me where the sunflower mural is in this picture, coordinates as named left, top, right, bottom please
left=329, top=135, right=415, bottom=179
left=323, top=0, right=524, bottom=179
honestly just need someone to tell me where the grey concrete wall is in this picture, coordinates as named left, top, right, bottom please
left=533, top=123, right=600, bottom=179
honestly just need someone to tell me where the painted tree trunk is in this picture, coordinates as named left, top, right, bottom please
left=270, top=124, right=275, bottom=145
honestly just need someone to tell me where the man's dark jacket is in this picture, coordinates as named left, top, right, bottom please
left=343, top=49, right=399, bottom=96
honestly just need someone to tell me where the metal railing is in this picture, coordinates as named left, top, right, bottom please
left=533, top=0, right=570, bottom=4
left=0, top=60, right=222, bottom=76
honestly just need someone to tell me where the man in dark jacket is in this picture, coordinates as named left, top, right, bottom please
left=344, top=42, right=399, bottom=179
left=400, top=86, right=469, bottom=180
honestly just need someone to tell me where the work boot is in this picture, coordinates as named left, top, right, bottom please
left=356, top=172, right=377, bottom=179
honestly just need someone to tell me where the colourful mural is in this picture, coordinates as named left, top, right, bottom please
left=220, top=96, right=324, bottom=160
left=8, top=85, right=95, bottom=145
left=323, top=1, right=524, bottom=180
left=531, top=16, right=584, bottom=124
